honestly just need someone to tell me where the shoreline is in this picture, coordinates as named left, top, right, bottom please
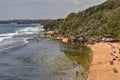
left=44, top=32, right=120, bottom=80
left=87, top=42, right=120, bottom=80
left=43, top=33, right=92, bottom=80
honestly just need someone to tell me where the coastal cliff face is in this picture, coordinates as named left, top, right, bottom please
left=43, top=0, right=120, bottom=43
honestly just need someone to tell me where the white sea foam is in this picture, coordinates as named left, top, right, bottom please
left=16, top=25, right=44, bottom=35
left=0, top=32, right=18, bottom=41
left=0, top=25, right=44, bottom=42
left=0, top=25, right=44, bottom=52
left=0, top=39, right=27, bottom=52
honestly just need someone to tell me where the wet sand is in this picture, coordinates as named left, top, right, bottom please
left=87, top=42, right=120, bottom=80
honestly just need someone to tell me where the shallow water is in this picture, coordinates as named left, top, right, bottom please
left=0, top=38, right=92, bottom=80
left=0, top=24, right=92, bottom=80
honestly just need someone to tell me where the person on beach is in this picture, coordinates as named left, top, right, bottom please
left=75, top=63, right=78, bottom=67
left=110, top=52, right=114, bottom=56
left=113, top=50, right=116, bottom=54
left=77, top=62, right=81, bottom=68
left=118, top=58, right=120, bottom=62
left=119, top=48, right=120, bottom=54
left=109, top=60, right=114, bottom=65
left=112, top=46, right=115, bottom=49
left=73, top=62, right=76, bottom=68
left=113, top=67, right=118, bottom=73
left=60, top=78, right=62, bottom=80
left=112, top=56, right=116, bottom=61
left=76, top=71, right=79, bottom=78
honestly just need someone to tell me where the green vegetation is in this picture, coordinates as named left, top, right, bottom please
left=44, top=19, right=63, bottom=30
left=43, top=0, right=120, bottom=40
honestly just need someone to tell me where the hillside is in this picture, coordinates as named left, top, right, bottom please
left=43, top=0, right=120, bottom=42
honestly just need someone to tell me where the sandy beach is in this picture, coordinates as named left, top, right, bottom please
left=87, top=42, right=120, bottom=80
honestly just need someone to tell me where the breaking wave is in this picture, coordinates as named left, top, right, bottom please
left=0, top=25, right=44, bottom=42
left=0, top=24, right=44, bottom=53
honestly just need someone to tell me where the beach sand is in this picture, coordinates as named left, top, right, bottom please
left=87, top=42, right=120, bottom=80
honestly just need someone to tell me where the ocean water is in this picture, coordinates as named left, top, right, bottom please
left=0, top=24, right=92, bottom=80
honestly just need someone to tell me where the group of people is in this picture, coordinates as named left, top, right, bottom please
left=59, top=62, right=81, bottom=80
left=108, top=42, right=120, bottom=73
left=73, top=62, right=81, bottom=80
